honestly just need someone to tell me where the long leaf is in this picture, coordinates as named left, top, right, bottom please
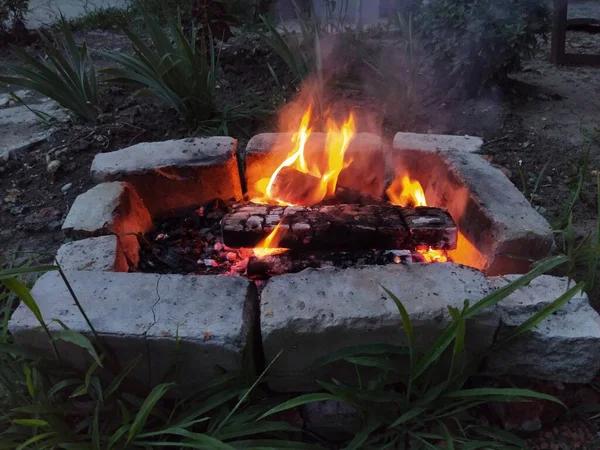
left=127, top=383, right=175, bottom=444
left=258, top=393, right=343, bottom=420
left=53, top=330, right=102, bottom=367
left=444, top=388, right=564, bottom=406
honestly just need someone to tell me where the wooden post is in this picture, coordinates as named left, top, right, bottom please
left=550, top=0, right=568, bottom=64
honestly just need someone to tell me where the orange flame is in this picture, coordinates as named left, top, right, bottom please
left=387, top=174, right=449, bottom=264
left=253, top=221, right=288, bottom=259
left=386, top=175, right=427, bottom=207
left=253, top=106, right=356, bottom=206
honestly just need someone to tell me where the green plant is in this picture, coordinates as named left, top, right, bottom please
left=0, top=18, right=98, bottom=121
left=260, top=15, right=318, bottom=86
left=417, top=0, right=550, bottom=96
left=261, top=255, right=582, bottom=449
left=101, top=3, right=218, bottom=126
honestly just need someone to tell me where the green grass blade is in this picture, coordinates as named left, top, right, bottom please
left=502, top=281, right=585, bottom=343
left=258, top=393, right=343, bottom=420
left=126, top=382, right=175, bottom=444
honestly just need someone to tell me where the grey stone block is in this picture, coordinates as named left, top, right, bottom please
left=56, top=235, right=127, bottom=272
left=244, top=132, right=385, bottom=199
left=61, top=182, right=153, bottom=266
left=9, top=271, right=258, bottom=387
left=146, top=274, right=258, bottom=385
left=90, top=137, right=242, bottom=215
left=438, top=152, right=553, bottom=275
left=393, top=132, right=484, bottom=153
left=389, top=138, right=553, bottom=275
left=260, top=263, right=496, bottom=392
left=487, top=275, right=600, bottom=383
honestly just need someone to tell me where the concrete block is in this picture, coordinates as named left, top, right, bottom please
left=438, top=152, right=553, bottom=275
left=389, top=140, right=553, bottom=275
left=244, top=132, right=386, bottom=199
left=9, top=271, right=258, bottom=387
left=56, top=235, right=127, bottom=272
left=61, top=182, right=153, bottom=266
left=260, top=263, right=496, bottom=392
left=393, top=132, right=484, bottom=153
left=487, top=275, right=600, bottom=383
left=146, top=274, right=258, bottom=386
left=90, top=137, right=242, bottom=215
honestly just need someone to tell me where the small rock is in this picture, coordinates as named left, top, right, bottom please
left=47, top=160, right=61, bottom=174
left=61, top=183, right=73, bottom=193
left=203, top=259, right=218, bottom=267
left=9, top=205, right=26, bottom=215
left=226, top=252, right=237, bottom=262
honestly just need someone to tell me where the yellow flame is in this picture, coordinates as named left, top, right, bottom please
left=386, top=175, right=427, bottom=208
left=417, top=247, right=449, bottom=263
left=253, top=221, right=288, bottom=259
left=252, top=106, right=356, bottom=206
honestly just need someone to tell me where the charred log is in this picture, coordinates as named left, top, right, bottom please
left=246, top=249, right=421, bottom=279
left=221, top=203, right=457, bottom=250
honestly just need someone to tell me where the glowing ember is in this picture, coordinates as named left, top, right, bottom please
left=254, top=221, right=288, bottom=259
left=386, top=175, right=427, bottom=207
left=252, top=106, right=356, bottom=206
left=417, top=246, right=449, bottom=263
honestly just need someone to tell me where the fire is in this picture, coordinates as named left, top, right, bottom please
left=253, top=221, right=288, bottom=258
left=386, top=175, right=427, bottom=207
left=417, top=246, right=449, bottom=263
left=387, top=174, right=448, bottom=264
left=253, top=106, right=356, bottom=206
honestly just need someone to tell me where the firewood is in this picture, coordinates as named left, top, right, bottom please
left=221, top=203, right=457, bottom=250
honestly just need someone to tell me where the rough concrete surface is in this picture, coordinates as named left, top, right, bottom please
left=487, top=275, right=600, bottom=383
left=146, top=274, right=258, bottom=385
left=56, top=235, right=127, bottom=272
left=243, top=132, right=386, bottom=198
left=441, top=152, right=554, bottom=275
left=90, top=137, right=242, bottom=215
left=260, top=263, right=495, bottom=391
left=9, top=271, right=258, bottom=386
left=61, top=182, right=152, bottom=266
left=393, top=132, right=484, bottom=153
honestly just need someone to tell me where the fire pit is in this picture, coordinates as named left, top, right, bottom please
left=9, top=120, right=600, bottom=391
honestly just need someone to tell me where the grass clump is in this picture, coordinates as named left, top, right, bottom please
left=65, top=6, right=136, bottom=31
left=101, top=3, right=219, bottom=127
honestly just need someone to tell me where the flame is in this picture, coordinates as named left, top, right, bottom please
left=253, top=106, right=356, bottom=206
left=253, top=221, right=288, bottom=259
left=386, top=175, right=427, bottom=207
left=387, top=174, right=449, bottom=264
left=417, top=246, right=449, bottom=263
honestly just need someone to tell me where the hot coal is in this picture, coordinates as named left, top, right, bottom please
left=138, top=199, right=249, bottom=276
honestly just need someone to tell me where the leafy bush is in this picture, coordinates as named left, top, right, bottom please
left=0, top=18, right=98, bottom=121
left=101, top=3, right=218, bottom=126
left=417, top=0, right=550, bottom=95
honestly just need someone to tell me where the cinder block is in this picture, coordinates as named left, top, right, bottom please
left=91, top=137, right=242, bottom=216
left=260, top=263, right=495, bottom=392
left=9, top=271, right=258, bottom=387
left=61, top=182, right=153, bottom=266
left=56, top=235, right=127, bottom=272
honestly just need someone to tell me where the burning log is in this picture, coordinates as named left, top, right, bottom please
left=221, top=204, right=457, bottom=251
left=269, top=167, right=322, bottom=206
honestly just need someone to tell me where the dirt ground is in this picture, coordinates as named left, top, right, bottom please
left=0, top=26, right=599, bottom=262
